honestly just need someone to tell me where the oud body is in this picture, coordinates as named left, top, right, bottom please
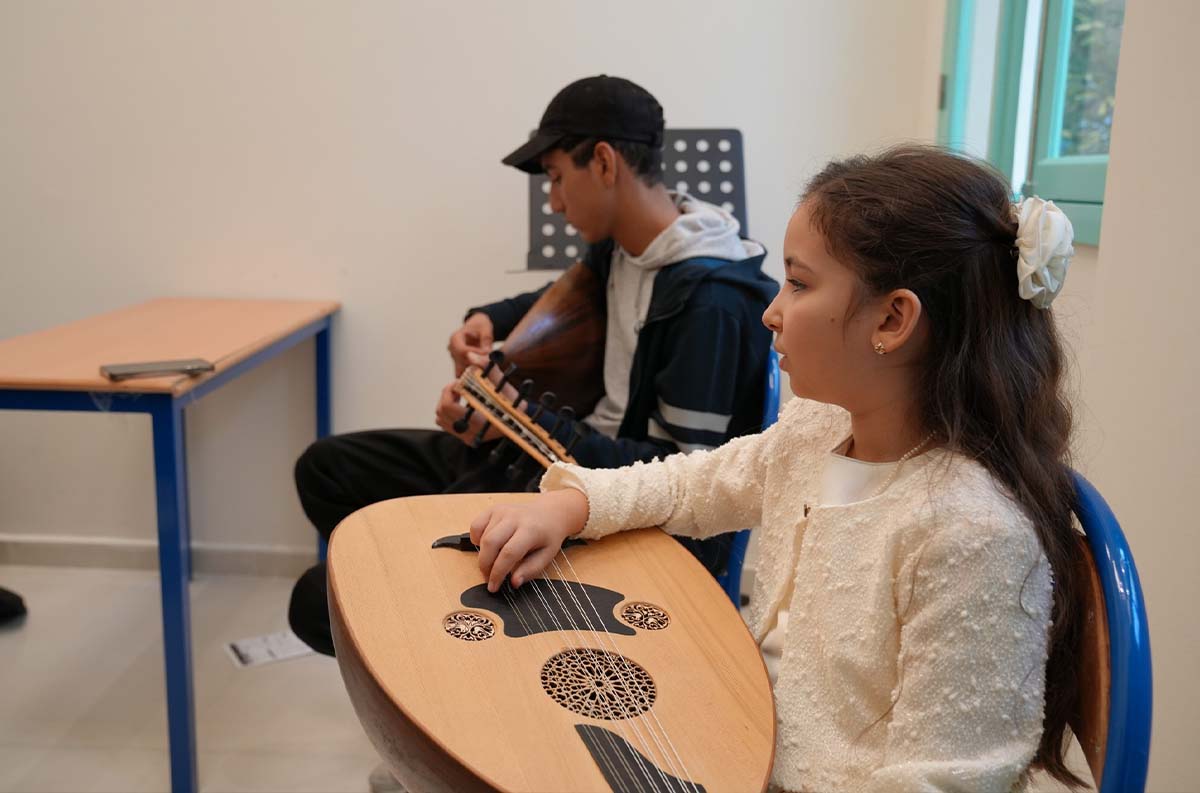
left=499, top=261, right=606, bottom=416
left=328, top=493, right=775, bottom=793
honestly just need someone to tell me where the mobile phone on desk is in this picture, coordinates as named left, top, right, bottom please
left=100, top=358, right=216, bottom=381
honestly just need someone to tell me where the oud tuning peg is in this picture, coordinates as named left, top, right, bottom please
left=488, top=439, right=510, bottom=466
left=550, top=405, right=575, bottom=437
left=530, top=390, right=556, bottom=422
left=506, top=459, right=525, bottom=481
left=564, top=422, right=588, bottom=455
left=497, top=363, right=518, bottom=391
left=452, top=405, right=475, bottom=434
left=472, top=423, right=490, bottom=447
left=483, top=350, right=504, bottom=377
left=517, top=379, right=534, bottom=403
left=525, top=472, right=543, bottom=492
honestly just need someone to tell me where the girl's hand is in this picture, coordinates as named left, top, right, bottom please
left=469, top=489, right=590, bottom=593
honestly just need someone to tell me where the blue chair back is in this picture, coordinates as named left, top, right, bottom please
left=1070, top=471, right=1153, bottom=793
left=716, top=348, right=781, bottom=605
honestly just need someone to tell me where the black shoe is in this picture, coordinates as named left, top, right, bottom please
left=0, top=587, right=27, bottom=625
left=368, top=762, right=407, bottom=793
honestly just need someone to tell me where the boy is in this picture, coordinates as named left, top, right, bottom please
left=288, top=75, right=775, bottom=659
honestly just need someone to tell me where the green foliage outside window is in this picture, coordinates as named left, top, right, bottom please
left=1059, top=0, right=1125, bottom=157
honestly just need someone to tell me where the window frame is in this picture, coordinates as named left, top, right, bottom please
left=937, top=0, right=976, bottom=147
left=940, top=0, right=1117, bottom=244
left=1027, top=0, right=1110, bottom=243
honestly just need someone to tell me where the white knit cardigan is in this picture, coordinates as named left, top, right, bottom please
left=542, top=397, right=1053, bottom=792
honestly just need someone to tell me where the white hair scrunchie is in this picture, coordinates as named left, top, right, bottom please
left=1013, top=197, right=1074, bottom=309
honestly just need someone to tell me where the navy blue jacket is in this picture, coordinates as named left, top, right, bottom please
left=470, top=238, right=777, bottom=469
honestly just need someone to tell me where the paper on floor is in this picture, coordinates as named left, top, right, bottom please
left=226, top=629, right=314, bottom=667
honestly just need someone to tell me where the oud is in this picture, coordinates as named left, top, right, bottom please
left=328, top=261, right=774, bottom=791
left=328, top=493, right=775, bottom=792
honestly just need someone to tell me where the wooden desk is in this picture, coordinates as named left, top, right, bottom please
left=0, top=298, right=340, bottom=793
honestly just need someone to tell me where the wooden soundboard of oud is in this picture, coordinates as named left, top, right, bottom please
left=328, top=493, right=775, bottom=793
left=500, top=261, right=605, bottom=417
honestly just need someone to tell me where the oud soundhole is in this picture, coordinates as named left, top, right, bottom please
left=443, top=611, right=495, bottom=641
left=620, top=602, right=670, bottom=630
left=540, top=648, right=656, bottom=720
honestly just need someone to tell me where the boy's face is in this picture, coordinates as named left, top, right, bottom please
left=540, top=147, right=617, bottom=244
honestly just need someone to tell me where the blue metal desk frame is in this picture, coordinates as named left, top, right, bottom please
left=0, top=316, right=332, bottom=793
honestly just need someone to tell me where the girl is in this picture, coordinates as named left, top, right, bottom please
left=470, top=145, right=1084, bottom=792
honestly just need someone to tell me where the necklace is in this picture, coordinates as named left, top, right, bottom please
left=804, top=431, right=937, bottom=517
left=862, top=431, right=937, bottom=500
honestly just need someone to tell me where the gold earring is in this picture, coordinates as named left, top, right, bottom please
left=873, top=341, right=886, bottom=355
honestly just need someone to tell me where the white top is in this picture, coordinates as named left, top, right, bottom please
left=542, top=397, right=1053, bottom=792
left=819, top=441, right=899, bottom=506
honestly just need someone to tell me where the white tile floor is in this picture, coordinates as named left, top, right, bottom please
left=0, top=565, right=379, bottom=793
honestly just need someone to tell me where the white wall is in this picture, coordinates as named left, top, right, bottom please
left=0, top=0, right=942, bottom=560
left=1072, top=2, right=1200, bottom=789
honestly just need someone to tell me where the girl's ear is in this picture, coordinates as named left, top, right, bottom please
left=872, top=289, right=924, bottom=356
left=591, top=141, right=619, bottom=188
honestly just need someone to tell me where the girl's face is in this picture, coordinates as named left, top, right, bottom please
left=762, top=202, right=881, bottom=409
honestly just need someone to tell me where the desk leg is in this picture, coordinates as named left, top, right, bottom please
left=180, top=408, right=193, bottom=582
left=316, top=326, right=331, bottom=562
left=151, top=396, right=198, bottom=793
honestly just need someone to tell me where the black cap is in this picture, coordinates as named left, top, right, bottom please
left=501, top=75, right=664, bottom=175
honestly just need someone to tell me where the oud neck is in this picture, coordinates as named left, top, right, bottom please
left=457, top=367, right=576, bottom=469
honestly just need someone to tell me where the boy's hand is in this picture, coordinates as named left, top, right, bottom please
left=470, top=489, right=590, bottom=593
left=448, top=313, right=494, bottom=376
left=435, top=382, right=499, bottom=446
left=465, top=351, right=524, bottom=407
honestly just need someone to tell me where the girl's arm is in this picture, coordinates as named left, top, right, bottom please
left=864, top=513, right=1054, bottom=792
left=542, top=422, right=774, bottom=542
left=471, top=403, right=797, bottom=592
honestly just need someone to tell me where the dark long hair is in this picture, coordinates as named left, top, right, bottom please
left=803, top=145, right=1084, bottom=787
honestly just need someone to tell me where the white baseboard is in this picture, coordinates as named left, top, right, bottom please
left=0, top=534, right=317, bottom=578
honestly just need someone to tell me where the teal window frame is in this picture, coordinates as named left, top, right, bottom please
left=937, top=0, right=975, bottom=146
left=1027, top=0, right=1108, bottom=244
left=940, top=0, right=1116, bottom=244
left=987, top=0, right=1030, bottom=184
